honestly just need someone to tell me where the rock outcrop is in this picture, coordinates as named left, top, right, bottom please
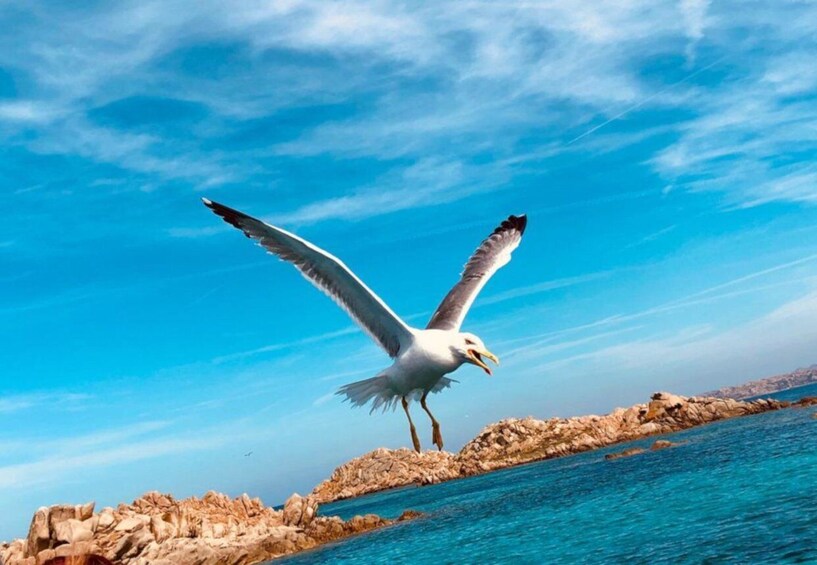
left=312, top=392, right=787, bottom=501
left=605, top=447, right=645, bottom=460
left=650, top=440, right=678, bottom=451
left=0, top=491, right=412, bottom=565
left=312, top=448, right=459, bottom=503
left=605, top=440, right=678, bottom=460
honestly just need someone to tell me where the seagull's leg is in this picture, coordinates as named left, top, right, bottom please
left=420, top=391, right=443, bottom=451
left=401, top=396, right=422, bottom=453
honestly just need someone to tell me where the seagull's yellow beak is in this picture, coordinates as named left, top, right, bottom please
left=468, top=348, right=499, bottom=376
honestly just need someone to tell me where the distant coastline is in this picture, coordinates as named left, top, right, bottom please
left=704, top=365, right=817, bottom=399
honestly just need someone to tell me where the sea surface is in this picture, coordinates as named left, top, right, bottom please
left=276, top=384, right=817, bottom=564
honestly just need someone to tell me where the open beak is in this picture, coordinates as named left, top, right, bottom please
left=468, top=349, right=500, bottom=376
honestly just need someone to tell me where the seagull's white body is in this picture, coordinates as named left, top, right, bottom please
left=397, top=329, right=463, bottom=383
left=203, top=198, right=526, bottom=451
left=379, top=329, right=462, bottom=396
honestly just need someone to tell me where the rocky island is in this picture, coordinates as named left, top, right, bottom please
left=312, top=392, right=789, bottom=502
left=4, top=391, right=811, bottom=565
left=704, top=365, right=817, bottom=399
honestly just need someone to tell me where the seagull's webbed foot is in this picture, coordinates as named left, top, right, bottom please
left=432, top=422, right=444, bottom=451
left=420, top=391, right=443, bottom=451
left=410, top=424, right=422, bottom=453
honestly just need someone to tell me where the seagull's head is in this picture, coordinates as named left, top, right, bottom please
left=455, top=333, right=499, bottom=376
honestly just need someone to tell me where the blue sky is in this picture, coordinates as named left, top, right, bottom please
left=2, top=0, right=817, bottom=540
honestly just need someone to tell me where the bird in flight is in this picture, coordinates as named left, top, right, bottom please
left=244, top=451, right=253, bottom=457
left=203, top=199, right=527, bottom=452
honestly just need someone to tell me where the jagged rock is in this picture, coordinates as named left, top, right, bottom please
left=78, top=502, right=95, bottom=521
left=35, top=548, right=55, bottom=563
left=397, top=510, right=424, bottom=521
left=53, top=540, right=95, bottom=558
left=26, top=508, right=50, bottom=557
left=47, top=506, right=79, bottom=531
left=795, top=396, right=817, bottom=407
left=312, top=448, right=459, bottom=502
left=345, top=514, right=386, bottom=533
left=605, top=447, right=645, bottom=460
left=1, top=540, right=27, bottom=564
left=651, top=440, right=677, bottom=450
left=97, top=509, right=115, bottom=531
left=113, top=528, right=154, bottom=561
left=149, top=516, right=175, bottom=544
left=282, top=494, right=318, bottom=528
left=54, top=519, right=94, bottom=545
left=1, top=490, right=418, bottom=565
left=114, top=517, right=145, bottom=533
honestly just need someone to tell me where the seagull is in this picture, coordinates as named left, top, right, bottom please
left=203, top=198, right=527, bottom=452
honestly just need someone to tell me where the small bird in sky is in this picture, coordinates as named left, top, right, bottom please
left=203, top=199, right=526, bottom=452
left=244, top=451, right=253, bottom=457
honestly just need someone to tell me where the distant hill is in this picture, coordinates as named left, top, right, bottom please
left=705, top=365, right=817, bottom=399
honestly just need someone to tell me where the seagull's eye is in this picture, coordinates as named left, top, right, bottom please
left=464, top=338, right=475, bottom=345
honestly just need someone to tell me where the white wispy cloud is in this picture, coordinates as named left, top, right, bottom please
left=312, top=390, right=338, bottom=407
left=495, top=251, right=817, bottom=361
left=0, top=392, right=91, bottom=414
left=0, top=434, right=225, bottom=490
left=503, top=324, right=646, bottom=364
left=1, top=0, right=811, bottom=240
left=172, top=156, right=509, bottom=237
left=0, top=421, right=170, bottom=459
left=679, top=0, right=711, bottom=65
left=0, top=410, right=286, bottom=491
left=211, top=326, right=359, bottom=364
left=666, top=251, right=817, bottom=304
left=624, top=225, right=677, bottom=249
left=0, top=0, right=715, bottom=227
left=270, top=158, right=493, bottom=225
left=651, top=3, right=817, bottom=209
left=479, top=271, right=612, bottom=306
left=0, top=101, right=56, bottom=123
left=529, top=289, right=817, bottom=392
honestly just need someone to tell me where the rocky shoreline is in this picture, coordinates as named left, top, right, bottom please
left=311, top=392, right=795, bottom=502
left=4, top=392, right=812, bottom=565
left=0, top=491, right=417, bottom=565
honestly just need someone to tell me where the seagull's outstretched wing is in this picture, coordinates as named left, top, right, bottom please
left=203, top=199, right=414, bottom=357
left=426, top=214, right=527, bottom=332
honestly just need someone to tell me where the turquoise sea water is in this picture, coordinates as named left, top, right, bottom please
left=278, top=385, right=817, bottom=564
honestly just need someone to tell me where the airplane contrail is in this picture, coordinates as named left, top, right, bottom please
left=567, top=56, right=726, bottom=145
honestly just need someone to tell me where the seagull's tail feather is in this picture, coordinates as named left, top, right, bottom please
left=337, top=375, right=459, bottom=414
left=337, top=375, right=400, bottom=414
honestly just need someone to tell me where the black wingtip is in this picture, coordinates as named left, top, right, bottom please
left=510, top=214, right=527, bottom=235
left=201, top=198, right=254, bottom=233
left=494, top=214, right=527, bottom=237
